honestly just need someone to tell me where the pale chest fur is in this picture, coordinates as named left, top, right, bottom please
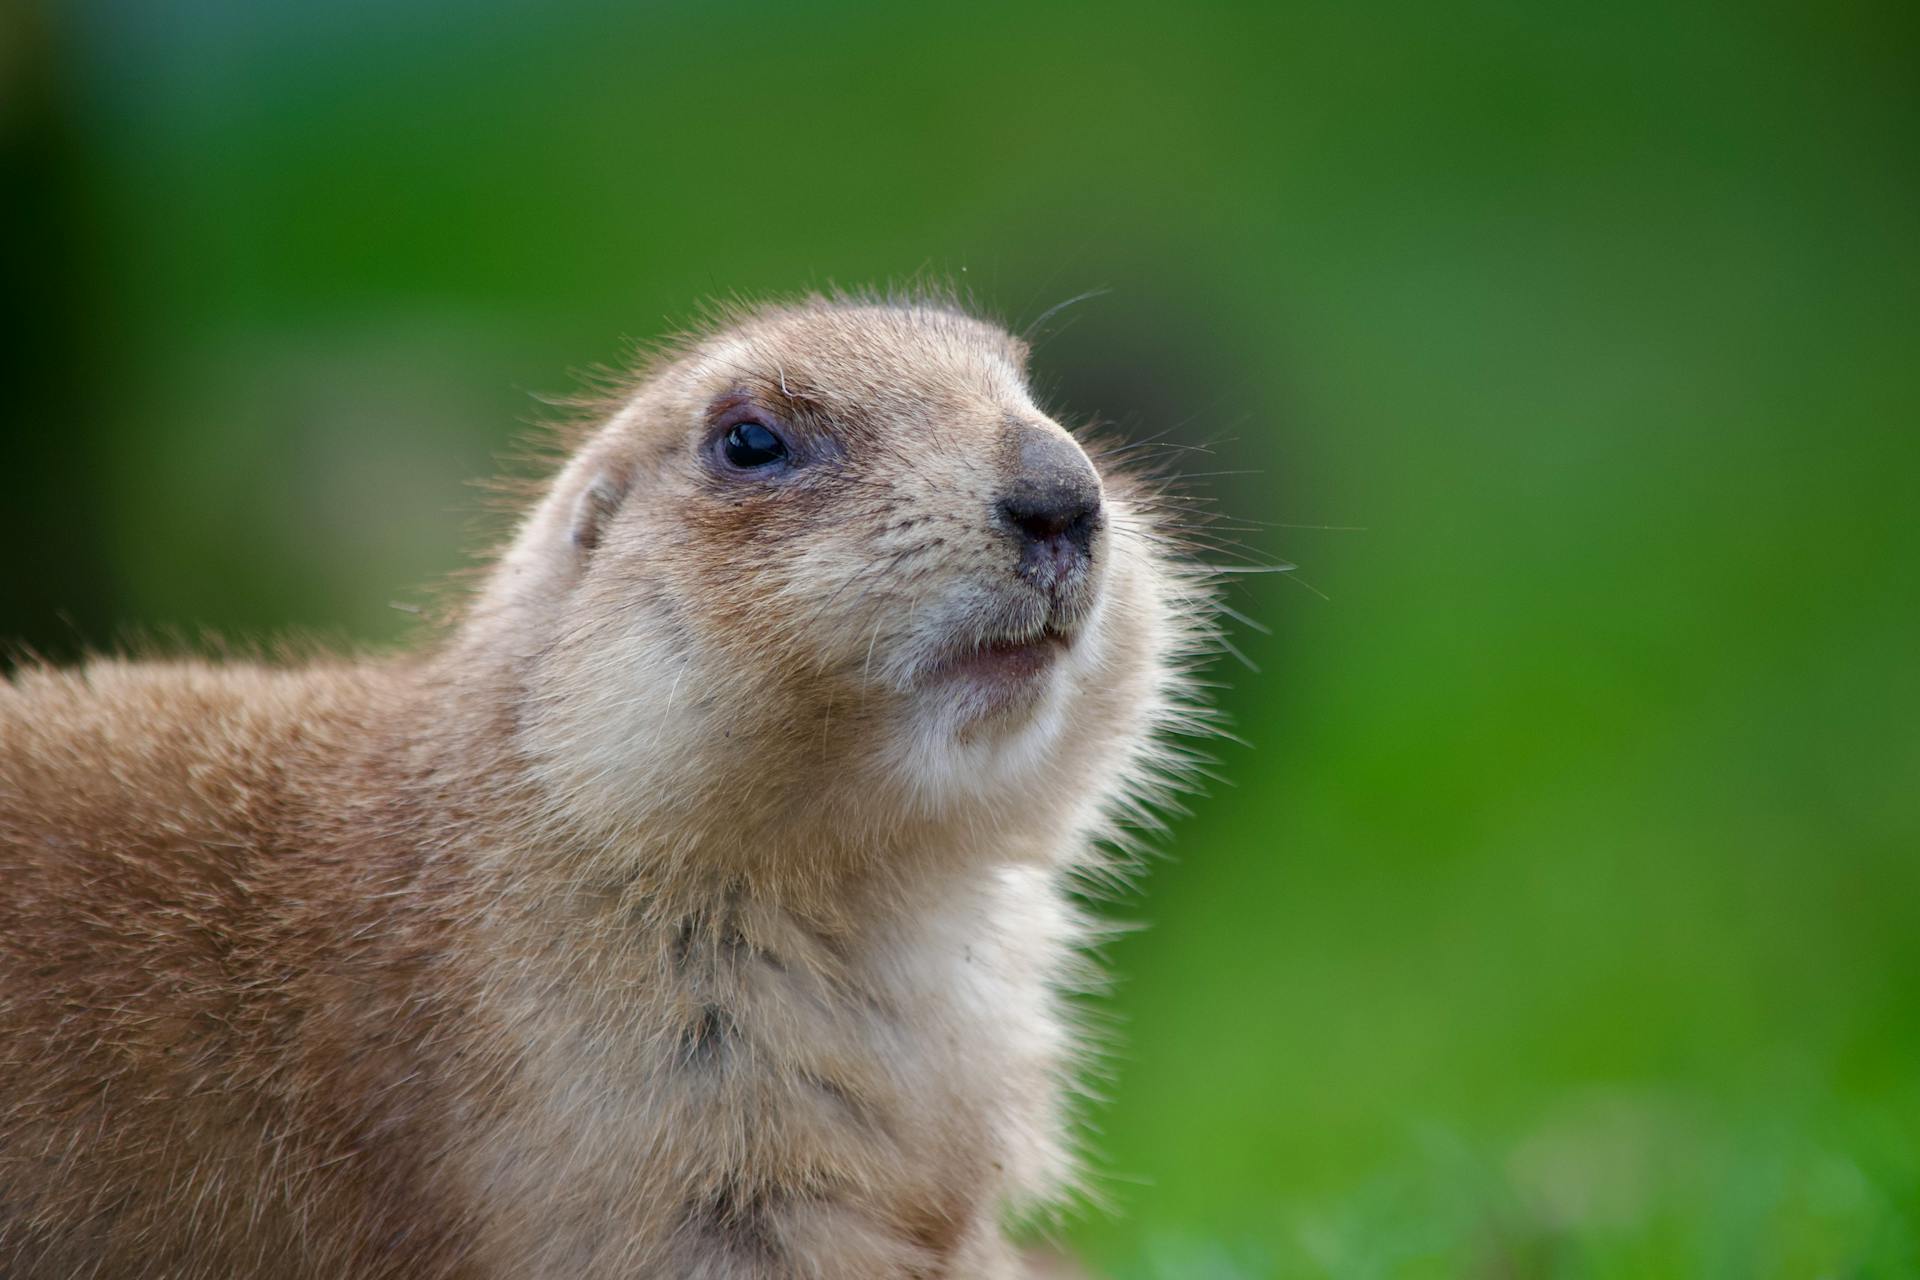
left=455, top=864, right=1081, bottom=1279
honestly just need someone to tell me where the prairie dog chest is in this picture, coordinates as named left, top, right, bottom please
left=460, top=866, right=1076, bottom=1277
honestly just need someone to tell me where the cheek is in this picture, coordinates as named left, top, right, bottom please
left=671, top=461, right=1011, bottom=670
left=519, top=586, right=709, bottom=832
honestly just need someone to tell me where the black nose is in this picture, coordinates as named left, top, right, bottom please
left=997, top=424, right=1104, bottom=559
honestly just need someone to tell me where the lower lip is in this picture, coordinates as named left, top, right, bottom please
left=924, top=633, right=1069, bottom=709
left=944, top=635, right=1064, bottom=682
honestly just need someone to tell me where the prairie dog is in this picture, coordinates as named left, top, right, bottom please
left=0, top=295, right=1216, bottom=1278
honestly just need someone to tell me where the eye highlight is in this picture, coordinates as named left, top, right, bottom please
left=720, top=420, right=789, bottom=470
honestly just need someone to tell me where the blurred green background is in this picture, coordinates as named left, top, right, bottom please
left=5, top=1, right=1917, bottom=1274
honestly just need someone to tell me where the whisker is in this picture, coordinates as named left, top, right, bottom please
left=1023, top=287, right=1114, bottom=343
left=1278, top=571, right=1331, bottom=601
left=1212, top=602, right=1271, bottom=636
left=1195, top=563, right=1297, bottom=575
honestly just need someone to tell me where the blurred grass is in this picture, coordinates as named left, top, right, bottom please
left=4, top=0, right=1917, bottom=1274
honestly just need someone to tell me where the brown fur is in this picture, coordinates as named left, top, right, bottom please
left=0, top=294, right=1218, bottom=1278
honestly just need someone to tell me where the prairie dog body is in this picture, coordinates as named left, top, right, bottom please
left=0, top=297, right=1214, bottom=1278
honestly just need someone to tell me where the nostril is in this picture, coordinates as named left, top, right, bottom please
left=998, top=491, right=1103, bottom=553
left=1001, top=498, right=1069, bottom=543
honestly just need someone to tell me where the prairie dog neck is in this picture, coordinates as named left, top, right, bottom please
left=443, top=731, right=1092, bottom=1278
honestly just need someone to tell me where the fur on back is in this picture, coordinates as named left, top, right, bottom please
left=0, top=294, right=1217, bottom=1279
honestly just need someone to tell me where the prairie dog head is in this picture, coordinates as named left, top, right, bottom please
left=469, top=297, right=1202, bottom=871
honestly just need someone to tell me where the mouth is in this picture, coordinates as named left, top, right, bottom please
left=916, top=625, right=1073, bottom=721
left=937, top=627, right=1069, bottom=682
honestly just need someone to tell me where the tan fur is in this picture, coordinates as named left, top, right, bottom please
left=0, top=294, right=1218, bottom=1278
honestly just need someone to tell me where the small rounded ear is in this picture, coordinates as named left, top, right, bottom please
left=569, top=466, right=631, bottom=558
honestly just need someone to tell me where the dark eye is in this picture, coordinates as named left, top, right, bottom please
left=721, top=421, right=789, bottom=469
